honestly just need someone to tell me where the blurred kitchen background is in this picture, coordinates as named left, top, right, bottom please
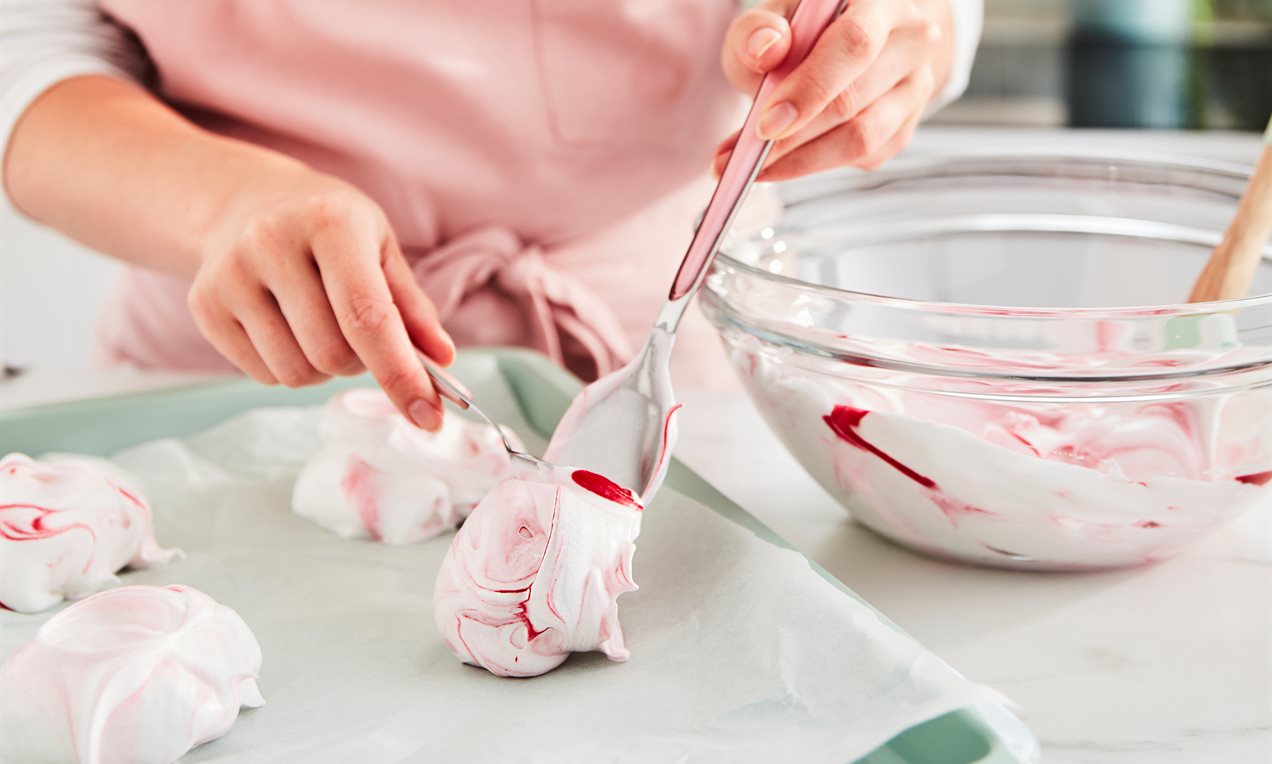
left=933, top=0, right=1270, bottom=129
left=2, top=0, right=1270, bottom=371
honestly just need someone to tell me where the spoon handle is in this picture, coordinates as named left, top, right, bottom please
left=1188, top=119, right=1272, bottom=303
left=416, top=351, right=473, bottom=410
left=417, top=352, right=533, bottom=459
left=666, top=0, right=845, bottom=305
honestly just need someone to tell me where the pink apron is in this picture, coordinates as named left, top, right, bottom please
left=95, top=0, right=742, bottom=384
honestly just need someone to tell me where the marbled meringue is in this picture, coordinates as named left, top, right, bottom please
left=1, top=584, right=264, bottom=764
left=292, top=388, right=520, bottom=544
left=0, top=453, right=179, bottom=613
left=434, top=357, right=681, bottom=678
left=434, top=467, right=644, bottom=677
left=733, top=342, right=1272, bottom=570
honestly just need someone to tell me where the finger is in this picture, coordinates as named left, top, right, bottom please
left=758, top=21, right=939, bottom=169
left=756, top=0, right=914, bottom=141
left=857, top=109, right=923, bottom=171
left=189, top=294, right=277, bottom=385
left=716, top=1, right=930, bottom=173
left=265, top=261, right=363, bottom=377
left=383, top=234, right=455, bottom=366
left=309, top=207, right=443, bottom=431
left=710, top=128, right=741, bottom=178
left=713, top=21, right=924, bottom=178
left=721, top=0, right=796, bottom=93
left=758, top=74, right=928, bottom=181
left=244, top=212, right=363, bottom=377
left=235, top=288, right=330, bottom=387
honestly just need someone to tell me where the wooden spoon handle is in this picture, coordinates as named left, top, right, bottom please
left=1188, top=123, right=1272, bottom=303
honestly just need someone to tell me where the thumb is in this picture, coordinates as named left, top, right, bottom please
left=721, top=2, right=795, bottom=94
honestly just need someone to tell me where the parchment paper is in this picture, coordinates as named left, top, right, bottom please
left=2, top=358, right=1011, bottom=763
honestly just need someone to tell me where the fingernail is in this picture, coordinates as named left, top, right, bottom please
left=757, top=101, right=798, bottom=140
left=440, top=331, right=457, bottom=363
left=747, top=27, right=782, bottom=62
left=409, top=399, right=441, bottom=431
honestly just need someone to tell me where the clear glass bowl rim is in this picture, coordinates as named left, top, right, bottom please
left=714, top=148, right=1272, bottom=319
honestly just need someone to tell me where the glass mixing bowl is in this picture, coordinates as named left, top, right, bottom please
left=701, top=151, right=1272, bottom=571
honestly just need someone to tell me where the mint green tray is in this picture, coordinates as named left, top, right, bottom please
left=0, top=349, right=1037, bottom=764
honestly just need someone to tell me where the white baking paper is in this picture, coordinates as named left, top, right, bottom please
left=2, top=357, right=1014, bottom=763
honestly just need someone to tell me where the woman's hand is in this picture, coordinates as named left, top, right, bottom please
left=189, top=169, right=454, bottom=430
left=5, top=77, right=451, bottom=430
left=716, top=0, right=956, bottom=180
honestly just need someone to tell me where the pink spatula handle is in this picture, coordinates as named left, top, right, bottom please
left=667, top=0, right=844, bottom=302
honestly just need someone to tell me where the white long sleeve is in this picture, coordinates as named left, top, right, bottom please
left=932, top=0, right=983, bottom=111
left=0, top=0, right=147, bottom=160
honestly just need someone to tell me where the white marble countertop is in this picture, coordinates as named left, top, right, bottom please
left=3, top=127, right=1269, bottom=763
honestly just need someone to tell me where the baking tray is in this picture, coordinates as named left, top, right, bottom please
left=0, top=348, right=1038, bottom=764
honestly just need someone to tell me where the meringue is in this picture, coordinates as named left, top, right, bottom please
left=1, top=584, right=264, bottom=764
left=0, top=453, right=178, bottom=613
left=434, top=467, right=643, bottom=677
left=434, top=355, right=682, bottom=678
left=292, top=388, right=520, bottom=544
left=735, top=342, right=1272, bottom=569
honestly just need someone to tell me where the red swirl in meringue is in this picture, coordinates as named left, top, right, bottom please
left=434, top=360, right=681, bottom=677
left=1, top=504, right=95, bottom=542
left=731, top=338, right=1272, bottom=569
left=1, top=585, right=263, bottom=764
left=0, top=453, right=179, bottom=613
left=434, top=467, right=644, bottom=678
left=292, top=389, right=521, bottom=544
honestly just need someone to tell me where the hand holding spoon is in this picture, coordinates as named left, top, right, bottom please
left=544, top=0, right=848, bottom=499
left=417, top=353, right=555, bottom=480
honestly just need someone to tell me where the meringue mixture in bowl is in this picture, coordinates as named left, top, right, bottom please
left=703, top=153, right=1272, bottom=570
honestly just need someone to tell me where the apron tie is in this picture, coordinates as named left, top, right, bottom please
left=410, top=225, right=633, bottom=380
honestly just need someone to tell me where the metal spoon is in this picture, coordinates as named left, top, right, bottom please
left=545, top=0, right=847, bottom=498
left=417, top=353, right=556, bottom=480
